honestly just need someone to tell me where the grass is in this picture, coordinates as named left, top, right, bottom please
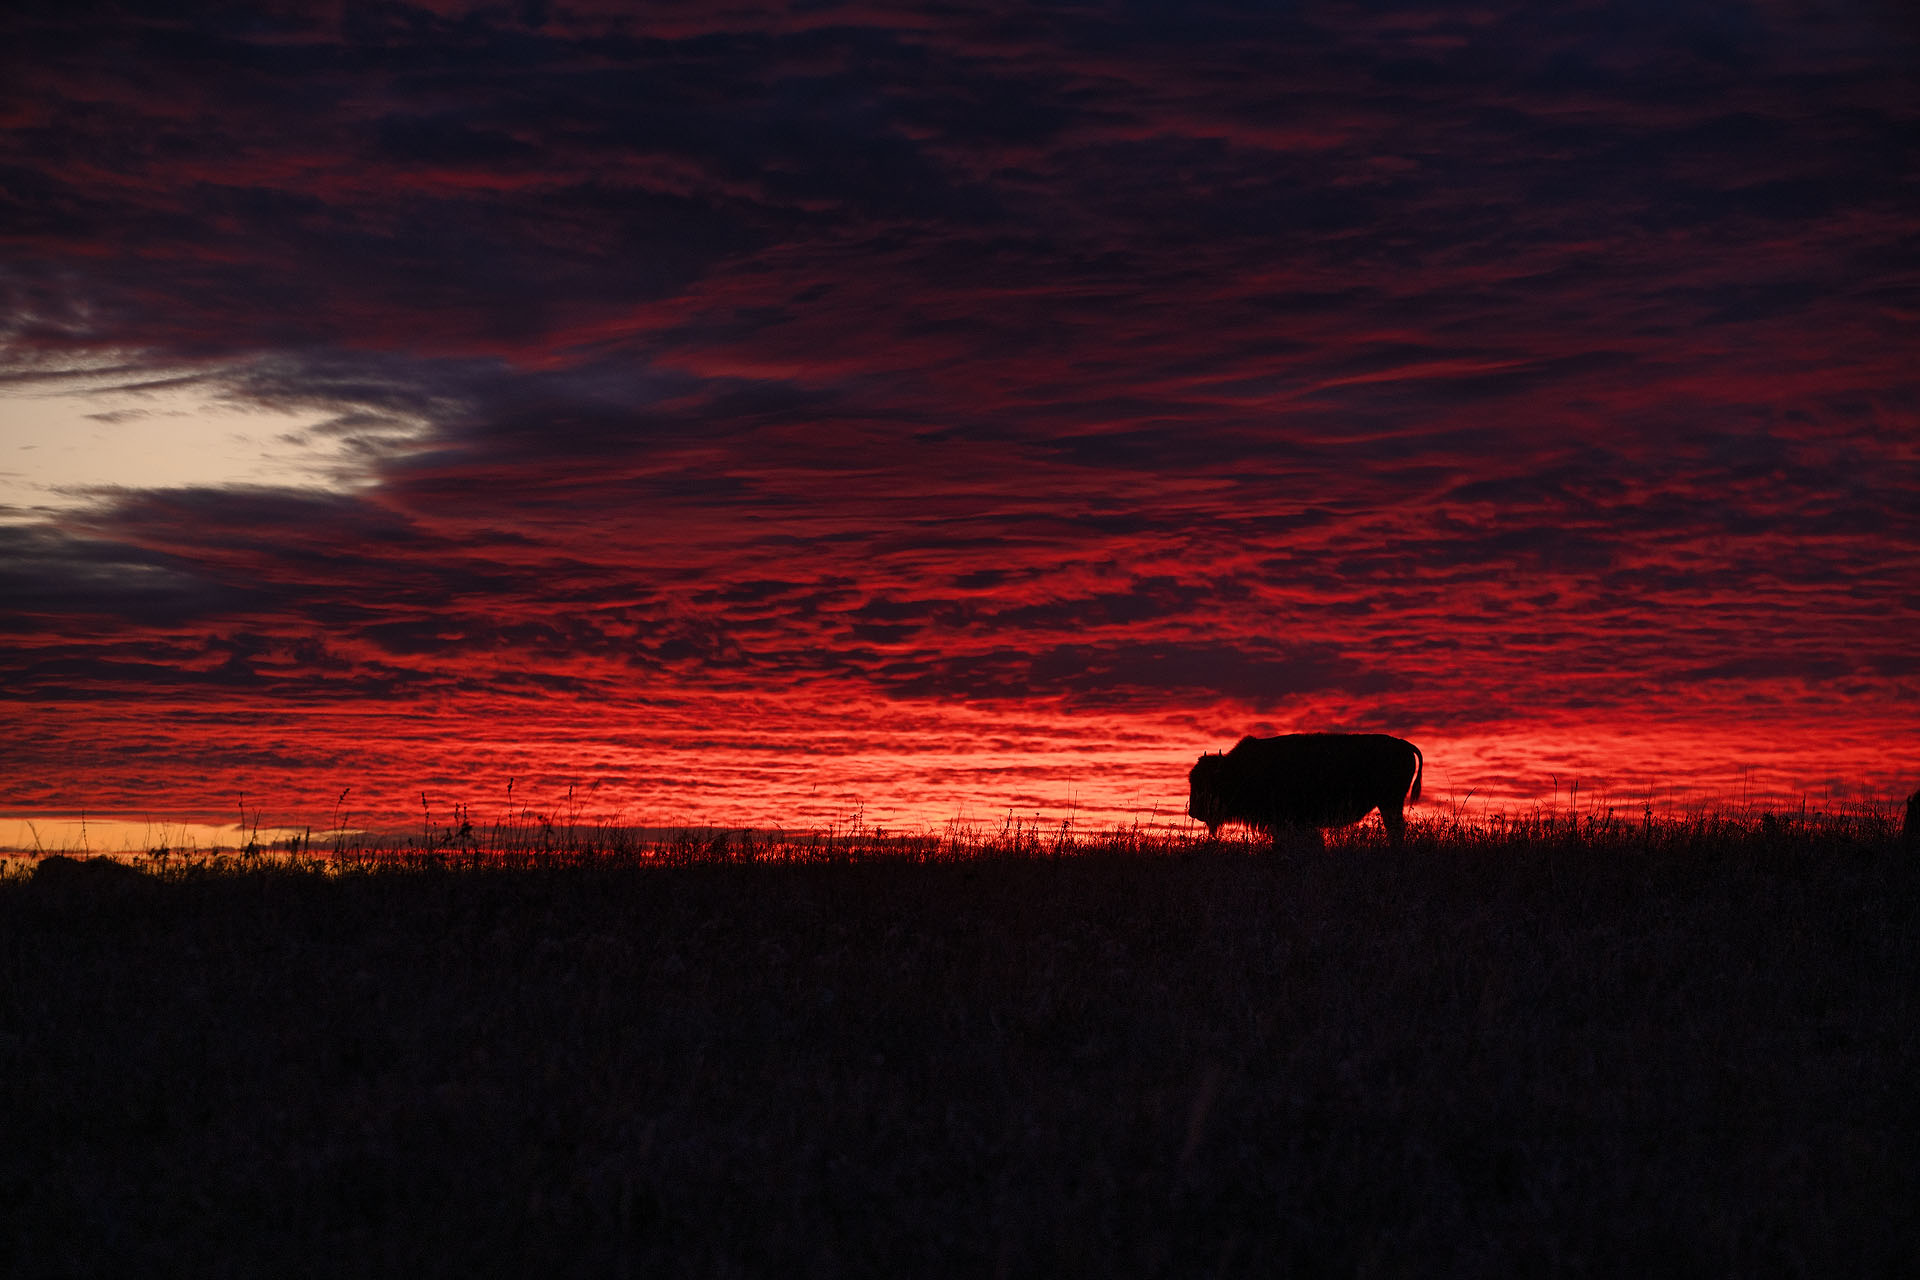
left=2, top=809, right=1916, bottom=1277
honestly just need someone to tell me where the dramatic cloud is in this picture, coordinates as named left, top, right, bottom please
left=1, top=1, right=1915, bottom=834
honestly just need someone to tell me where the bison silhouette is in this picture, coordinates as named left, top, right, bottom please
left=31, top=854, right=146, bottom=892
left=1188, top=733, right=1424, bottom=846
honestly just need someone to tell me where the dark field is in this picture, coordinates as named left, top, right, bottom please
left=3, top=814, right=1917, bottom=1277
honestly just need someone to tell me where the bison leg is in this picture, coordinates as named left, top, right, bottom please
left=1379, top=801, right=1407, bottom=846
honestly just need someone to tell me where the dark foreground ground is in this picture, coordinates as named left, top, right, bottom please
left=3, top=817, right=1917, bottom=1277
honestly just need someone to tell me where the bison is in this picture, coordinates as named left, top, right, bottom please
left=30, top=854, right=146, bottom=892
left=1188, top=733, right=1424, bottom=846
left=1904, top=788, right=1919, bottom=851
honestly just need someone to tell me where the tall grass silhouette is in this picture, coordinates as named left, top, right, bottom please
left=3, top=797, right=1915, bottom=1276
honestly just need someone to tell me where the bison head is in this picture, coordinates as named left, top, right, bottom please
left=1187, top=752, right=1230, bottom=836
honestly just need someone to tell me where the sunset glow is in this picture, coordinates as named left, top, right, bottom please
left=3, top=1, right=1915, bottom=843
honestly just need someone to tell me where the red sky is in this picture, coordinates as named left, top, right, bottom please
left=2, top=0, right=1917, bottom=842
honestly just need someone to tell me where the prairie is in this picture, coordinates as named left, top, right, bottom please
left=2, top=810, right=1915, bottom=1277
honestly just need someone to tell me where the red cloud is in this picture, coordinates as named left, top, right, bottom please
left=2, top=1, right=1915, bottom=835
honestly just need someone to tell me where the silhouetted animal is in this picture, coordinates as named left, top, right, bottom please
left=31, top=854, right=145, bottom=891
left=1904, top=788, right=1919, bottom=851
left=1188, top=733, right=1423, bottom=846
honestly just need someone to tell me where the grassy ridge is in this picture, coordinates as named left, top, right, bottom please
left=3, top=814, right=1916, bottom=1277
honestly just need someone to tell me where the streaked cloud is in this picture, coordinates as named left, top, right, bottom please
left=0, top=1, right=1914, bottom=831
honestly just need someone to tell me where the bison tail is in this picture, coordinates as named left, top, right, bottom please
left=1409, top=744, right=1423, bottom=804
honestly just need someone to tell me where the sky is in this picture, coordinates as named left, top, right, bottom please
left=2, top=0, right=1916, bottom=845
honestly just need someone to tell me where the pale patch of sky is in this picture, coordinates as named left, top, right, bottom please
left=0, top=358, right=432, bottom=521
left=0, top=816, right=312, bottom=857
